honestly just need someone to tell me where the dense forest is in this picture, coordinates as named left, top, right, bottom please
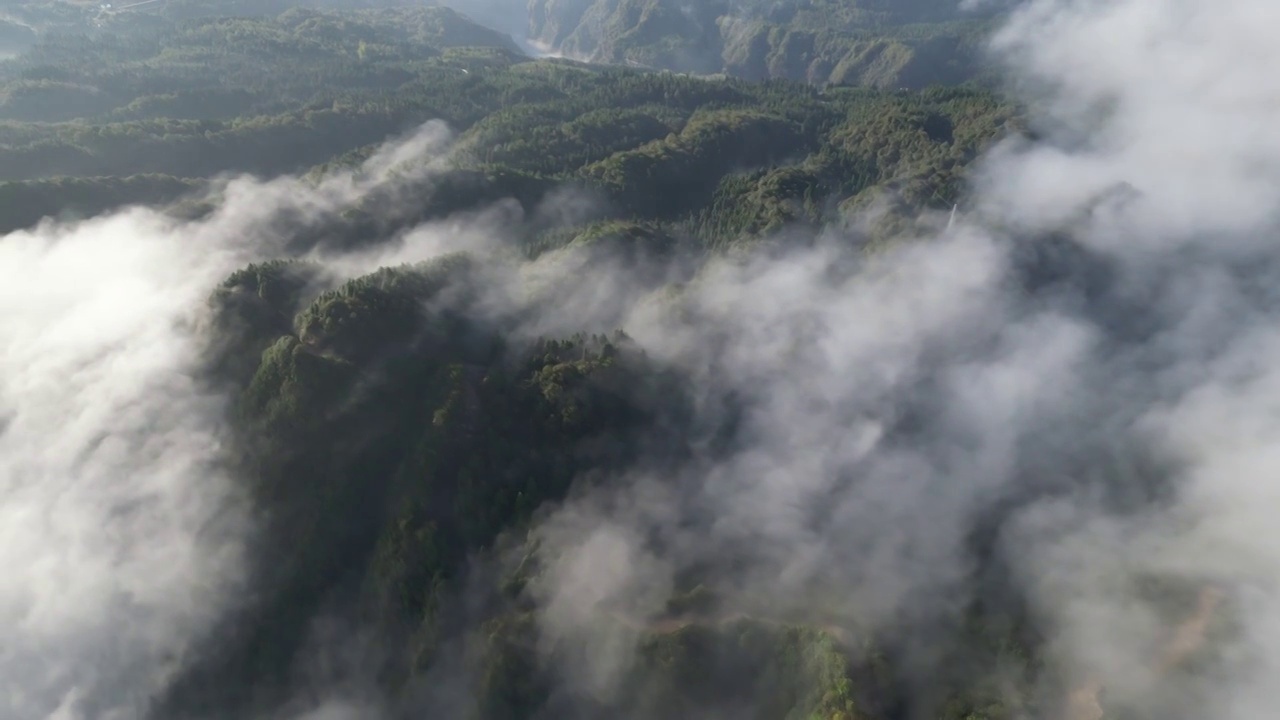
left=519, top=0, right=1004, bottom=87
left=0, top=2, right=1257, bottom=720
left=0, top=1, right=1018, bottom=237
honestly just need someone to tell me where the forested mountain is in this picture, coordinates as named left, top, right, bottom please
left=3, top=0, right=1006, bottom=90
left=0, top=2, right=1254, bottom=720
left=520, top=0, right=1003, bottom=87
left=0, top=2, right=1018, bottom=237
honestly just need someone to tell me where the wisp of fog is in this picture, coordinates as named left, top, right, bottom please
left=518, top=0, right=1280, bottom=717
left=5, top=0, right=1280, bottom=719
left=0, top=122, right=465, bottom=720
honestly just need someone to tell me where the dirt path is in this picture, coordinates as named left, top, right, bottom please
left=1156, top=586, right=1223, bottom=673
left=1061, top=586, right=1224, bottom=720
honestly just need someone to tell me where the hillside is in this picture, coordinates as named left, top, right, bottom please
left=0, top=2, right=1020, bottom=239
left=9, top=0, right=1005, bottom=88
left=0, top=2, right=1254, bottom=720
left=521, top=0, right=1003, bottom=87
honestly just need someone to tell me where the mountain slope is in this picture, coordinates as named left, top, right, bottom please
left=523, top=0, right=1003, bottom=87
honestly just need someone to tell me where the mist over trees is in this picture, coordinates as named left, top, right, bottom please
left=2, top=1, right=1274, bottom=720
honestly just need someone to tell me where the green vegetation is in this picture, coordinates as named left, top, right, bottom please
left=0, top=7, right=1019, bottom=245
left=0, top=173, right=197, bottom=232
left=526, top=0, right=1003, bottom=88
left=6, top=3, right=1190, bottom=720
left=477, top=619, right=879, bottom=720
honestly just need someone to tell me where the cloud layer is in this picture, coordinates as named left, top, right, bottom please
left=7, top=0, right=1280, bottom=718
left=508, top=0, right=1280, bottom=717
left=0, top=121, right=471, bottom=720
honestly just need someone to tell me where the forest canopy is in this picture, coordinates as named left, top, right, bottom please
left=0, top=2, right=1245, bottom=720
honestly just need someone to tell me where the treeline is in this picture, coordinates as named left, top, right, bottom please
left=0, top=3, right=1019, bottom=249
left=0, top=74, right=1016, bottom=252
left=0, top=6, right=1218, bottom=720
left=0, top=173, right=198, bottom=233
left=164, top=245, right=1056, bottom=720
left=159, top=254, right=695, bottom=718
left=177, top=234, right=1224, bottom=720
left=0, top=7, right=517, bottom=123
left=524, top=0, right=1002, bottom=88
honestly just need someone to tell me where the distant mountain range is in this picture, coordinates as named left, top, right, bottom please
left=6, top=0, right=1009, bottom=89
left=445, top=0, right=1008, bottom=88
